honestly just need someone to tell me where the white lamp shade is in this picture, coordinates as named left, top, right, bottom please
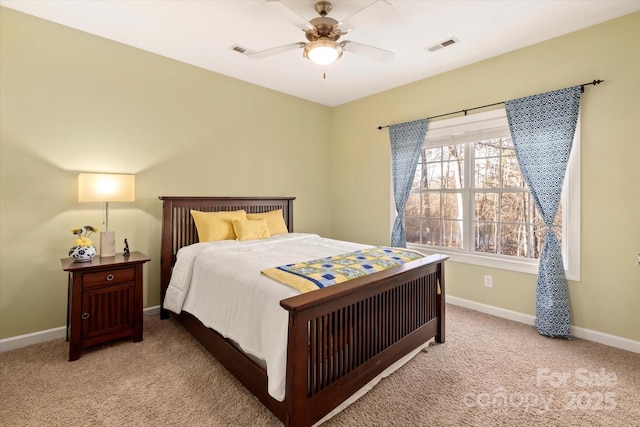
left=78, top=173, right=135, bottom=203
left=304, top=40, right=343, bottom=65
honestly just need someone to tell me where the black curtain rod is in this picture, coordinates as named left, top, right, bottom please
left=377, top=79, right=603, bottom=130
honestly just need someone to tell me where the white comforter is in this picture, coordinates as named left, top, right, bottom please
left=164, top=233, right=371, bottom=401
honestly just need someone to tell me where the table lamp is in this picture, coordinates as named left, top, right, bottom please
left=78, top=173, right=135, bottom=257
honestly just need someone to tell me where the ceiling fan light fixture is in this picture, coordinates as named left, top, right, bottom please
left=303, top=40, right=343, bottom=65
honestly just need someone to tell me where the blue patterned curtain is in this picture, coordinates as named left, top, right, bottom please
left=389, top=118, right=428, bottom=247
left=505, top=86, right=581, bottom=338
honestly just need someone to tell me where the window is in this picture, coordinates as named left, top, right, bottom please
left=403, top=109, right=580, bottom=279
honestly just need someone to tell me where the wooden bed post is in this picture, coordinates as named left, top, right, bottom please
left=159, top=197, right=174, bottom=320
left=284, top=312, right=308, bottom=427
left=436, top=261, right=446, bottom=343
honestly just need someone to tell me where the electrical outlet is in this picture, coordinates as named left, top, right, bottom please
left=484, top=275, right=493, bottom=288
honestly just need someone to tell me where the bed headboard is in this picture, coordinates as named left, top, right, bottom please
left=158, top=196, right=295, bottom=318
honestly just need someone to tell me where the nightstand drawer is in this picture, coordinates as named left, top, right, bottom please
left=83, top=267, right=136, bottom=288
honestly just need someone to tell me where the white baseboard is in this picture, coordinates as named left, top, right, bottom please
left=446, top=295, right=640, bottom=353
left=0, top=325, right=67, bottom=354
left=0, top=306, right=161, bottom=353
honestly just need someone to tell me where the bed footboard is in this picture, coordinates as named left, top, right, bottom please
left=280, top=254, right=447, bottom=427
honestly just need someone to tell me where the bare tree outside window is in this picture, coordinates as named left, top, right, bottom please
left=405, top=135, right=562, bottom=260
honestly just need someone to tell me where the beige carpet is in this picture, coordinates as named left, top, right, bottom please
left=1, top=304, right=638, bottom=426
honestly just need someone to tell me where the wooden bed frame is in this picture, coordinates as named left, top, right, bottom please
left=159, top=196, right=448, bottom=426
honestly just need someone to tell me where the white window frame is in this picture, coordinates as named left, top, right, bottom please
left=394, top=108, right=580, bottom=281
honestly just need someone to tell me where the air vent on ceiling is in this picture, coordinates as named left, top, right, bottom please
left=426, top=37, right=459, bottom=53
left=231, top=44, right=254, bottom=55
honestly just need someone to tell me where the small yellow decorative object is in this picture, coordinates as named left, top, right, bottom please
left=70, top=225, right=98, bottom=246
left=69, top=225, right=98, bottom=262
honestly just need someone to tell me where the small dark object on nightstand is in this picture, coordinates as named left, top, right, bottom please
left=123, top=239, right=130, bottom=256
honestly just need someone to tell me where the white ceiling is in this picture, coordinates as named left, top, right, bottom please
left=3, top=0, right=639, bottom=107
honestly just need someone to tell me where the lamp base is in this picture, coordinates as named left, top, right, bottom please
left=100, top=231, right=116, bottom=257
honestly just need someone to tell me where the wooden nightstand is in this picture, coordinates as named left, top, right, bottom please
left=61, top=251, right=151, bottom=361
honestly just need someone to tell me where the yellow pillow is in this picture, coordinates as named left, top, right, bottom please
left=190, top=210, right=247, bottom=242
left=246, top=209, right=289, bottom=235
left=232, top=218, right=271, bottom=241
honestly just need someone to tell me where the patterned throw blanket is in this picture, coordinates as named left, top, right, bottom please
left=261, top=246, right=424, bottom=293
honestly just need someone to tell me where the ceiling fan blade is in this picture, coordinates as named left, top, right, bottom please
left=262, top=0, right=314, bottom=31
left=341, top=40, right=394, bottom=63
left=338, top=0, right=393, bottom=34
left=246, top=42, right=306, bottom=60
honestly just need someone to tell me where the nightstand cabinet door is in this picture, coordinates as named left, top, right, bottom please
left=81, top=283, right=135, bottom=340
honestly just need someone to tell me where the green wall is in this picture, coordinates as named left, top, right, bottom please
left=330, top=12, right=640, bottom=342
left=1, top=8, right=638, bottom=343
left=0, top=8, right=332, bottom=338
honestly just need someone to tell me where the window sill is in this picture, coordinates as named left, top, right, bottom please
left=406, top=243, right=579, bottom=281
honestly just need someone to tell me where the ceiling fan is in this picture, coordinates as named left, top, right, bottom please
left=243, top=0, right=395, bottom=66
